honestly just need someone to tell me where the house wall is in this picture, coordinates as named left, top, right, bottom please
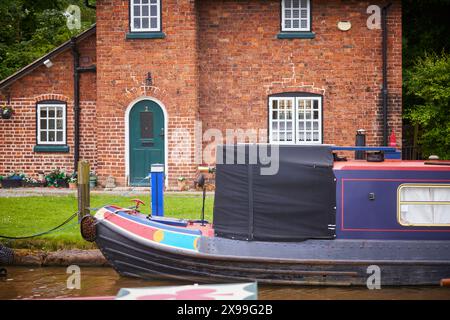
left=95, top=0, right=200, bottom=188
left=0, top=34, right=97, bottom=178
left=198, top=0, right=402, bottom=156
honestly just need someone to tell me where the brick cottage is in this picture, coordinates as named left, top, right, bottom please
left=0, top=0, right=402, bottom=189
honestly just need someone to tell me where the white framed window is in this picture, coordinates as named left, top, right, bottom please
left=130, top=0, right=161, bottom=32
left=281, top=0, right=311, bottom=32
left=37, top=103, right=66, bottom=145
left=398, top=184, right=450, bottom=226
left=269, top=95, right=322, bottom=144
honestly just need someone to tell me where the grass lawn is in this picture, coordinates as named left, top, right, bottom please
left=0, top=194, right=214, bottom=250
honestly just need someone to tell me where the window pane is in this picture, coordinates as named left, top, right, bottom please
left=150, top=0, right=157, bottom=3
left=301, top=19, right=307, bottom=29
left=272, top=122, right=278, bottom=130
left=142, top=5, right=149, bottom=16
left=313, top=122, right=319, bottom=130
left=150, top=18, right=157, bottom=29
left=56, top=131, right=63, bottom=142
left=301, top=9, right=308, bottom=19
left=306, top=132, right=311, bottom=141
left=285, top=0, right=292, bottom=8
left=40, top=119, right=47, bottom=129
left=293, top=20, right=299, bottom=29
left=134, top=5, right=140, bottom=16
left=56, top=108, right=63, bottom=118
left=434, top=188, right=450, bottom=201
left=313, top=110, right=319, bottom=119
left=56, top=119, right=63, bottom=130
left=300, top=0, right=308, bottom=8
left=48, top=131, right=55, bottom=142
left=280, top=132, right=286, bottom=141
left=134, top=18, right=141, bottom=29
left=150, top=5, right=157, bottom=16
left=293, top=0, right=300, bottom=8
left=48, top=119, right=55, bottom=129
left=272, top=132, right=279, bottom=141
left=285, top=10, right=291, bottom=18
left=313, top=100, right=318, bottom=109
left=313, top=132, right=319, bottom=141
left=142, top=18, right=149, bottom=29
left=40, top=131, right=47, bottom=142
left=298, top=132, right=305, bottom=141
left=285, top=20, right=291, bottom=29
left=134, top=0, right=140, bottom=3
left=48, top=108, right=55, bottom=118
left=293, top=10, right=299, bottom=18
left=272, top=111, right=278, bottom=120
left=40, top=108, right=47, bottom=118
left=272, top=100, right=278, bottom=109
left=287, top=132, right=293, bottom=141
left=280, top=122, right=285, bottom=130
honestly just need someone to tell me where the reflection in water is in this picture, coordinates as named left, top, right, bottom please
left=1, top=267, right=449, bottom=300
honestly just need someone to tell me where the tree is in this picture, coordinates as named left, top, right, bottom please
left=0, top=0, right=95, bottom=80
left=402, top=0, right=450, bottom=159
left=404, top=53, right=450, bottom=159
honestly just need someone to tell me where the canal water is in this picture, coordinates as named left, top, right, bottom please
left=1, top=267, right=450, bottom=300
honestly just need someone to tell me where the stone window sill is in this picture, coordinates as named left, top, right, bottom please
left=34, top=145, right=70, bottom=153
left=277, top=32, right=316, bottom=39
left=126, top=32, right=166, bottom=39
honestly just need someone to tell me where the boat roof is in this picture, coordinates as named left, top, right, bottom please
left=333, top=160, right=450, bottom=171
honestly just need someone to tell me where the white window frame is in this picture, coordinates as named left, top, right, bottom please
left=130, top=0, right=161, bottom=33
left=281, top=0, right=311, bottom=32
left=269, top=95, right=322, bottom=145
left=397, top=184, right=450, bottom=227
left=37, top=103, right=67, bottom=145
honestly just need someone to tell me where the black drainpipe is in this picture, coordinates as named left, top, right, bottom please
left=71, top=38, right=96, bottom=172
left=381, top=3, right=392, bottom=146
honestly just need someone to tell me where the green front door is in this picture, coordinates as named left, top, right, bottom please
left=129, top=100, right=165, bottom=186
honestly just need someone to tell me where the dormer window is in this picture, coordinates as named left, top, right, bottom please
left=281, top=0, right=311, bottom=32
left=130, top=0, right=161, bottom=32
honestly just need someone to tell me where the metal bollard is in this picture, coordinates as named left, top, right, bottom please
left=150, top=164, right=164, bottom=217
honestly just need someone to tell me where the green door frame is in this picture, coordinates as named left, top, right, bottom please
left=125, top=97, right=167, bottom=187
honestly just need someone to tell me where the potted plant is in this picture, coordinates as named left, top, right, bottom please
left=1, top=105, right=14, bottom=119
left=45, top=168, right=69, bottom=188
left=177, top=176, right=187, bottom=191
left=0, top=172, right=24, bottom=188
left=23, top=175, right=43, bottom=187
left=89, top=171, right=97, bottom=188
left=68, top=174, right=77, bottom=189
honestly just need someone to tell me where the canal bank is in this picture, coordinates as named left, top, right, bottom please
left=10, top=248, right=108, bottom=267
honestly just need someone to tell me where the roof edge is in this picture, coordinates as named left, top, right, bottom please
left=0, top=24, right=96, bottom=91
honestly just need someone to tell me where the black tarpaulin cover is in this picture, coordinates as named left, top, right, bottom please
left=213, top=145, right=336, bottom=241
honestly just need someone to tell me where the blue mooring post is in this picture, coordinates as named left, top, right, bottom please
left=150, top=164, right=164, bottom=217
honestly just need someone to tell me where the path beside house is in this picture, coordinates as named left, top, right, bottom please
left=0, top=187, right=214, bottom=198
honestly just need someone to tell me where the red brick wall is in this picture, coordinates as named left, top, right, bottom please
left=96, top=0, right=200, bottom=188
left=0, top=34, right=97, bottom=179
left=198, top=0, right=402, bottom=153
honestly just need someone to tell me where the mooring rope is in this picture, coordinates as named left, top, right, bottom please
left=0, top=212, right=78, bottom=239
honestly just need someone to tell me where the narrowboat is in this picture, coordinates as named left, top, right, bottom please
left=80, top=145, right=450, bottom=286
